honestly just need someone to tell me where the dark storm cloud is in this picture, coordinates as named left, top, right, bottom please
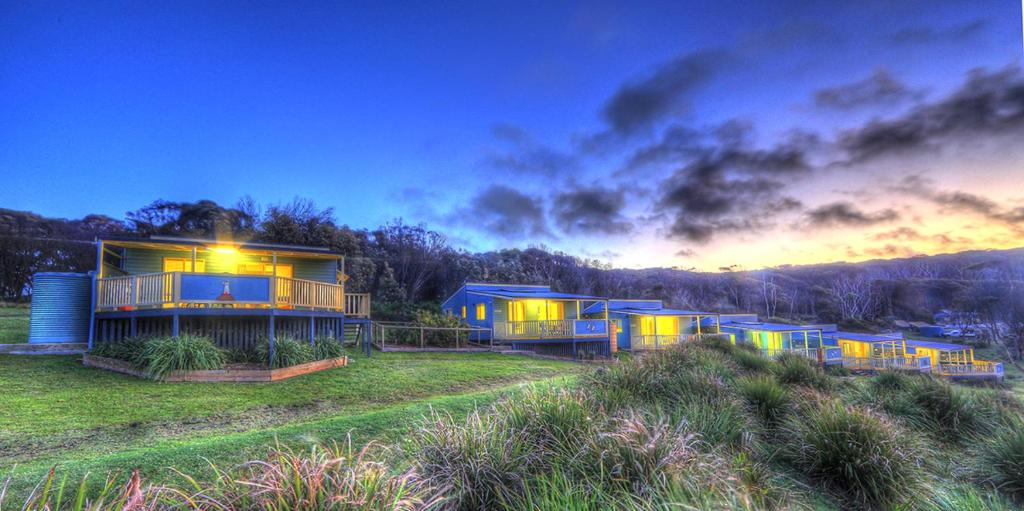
left=890, top=19, right=988, bottom=45
left=601, top=49, right=732, bottom=135
left=482, top=123, right=577, bottom=175
left=551, top=186, right=634, bottom=235
left=804, top=202, right=898, bottom=228
left=814, top=69, right=924, bottom=110
left=462, top=184, right=551, bottom=240
left=657, top=153, right=804, bottom=243
left=838, top=65, right=1024, bottom=161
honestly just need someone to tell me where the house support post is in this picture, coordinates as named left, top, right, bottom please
left=309, top=316, right=315, bottom=346
left=572, top=339, right=578, bottom=360
left=130, top=316, right=137, bottom=338
left=268, top=312, right=276, bottom=368
left=172, top=313, right=180, bottom=337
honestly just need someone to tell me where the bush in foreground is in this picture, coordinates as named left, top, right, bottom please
left=782, top=399, right=927, bottom=508
left=737, top=374, right=790, bottom=425
left=258, top=336, right=315, bottom=369
left=973, top=425, right=1024, bottom=501
left=140, top=335, right=225, bottom=379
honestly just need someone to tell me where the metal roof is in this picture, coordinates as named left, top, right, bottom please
left=721, top=321, right=830, bottom=332
left=905, top=339, right=971, bottom=351
left=583, top=299, right=714, bottom=316
left=98, top=235, right=341, bottom=257
left=827, top=331, right=904, bottom=343
left=614, top=307, right=715, bottom=316
left=471, top=289, right=605, bottom=300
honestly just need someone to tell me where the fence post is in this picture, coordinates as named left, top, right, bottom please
left=420, top=327, right=425, bottom=349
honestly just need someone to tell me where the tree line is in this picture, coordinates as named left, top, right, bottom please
left=2, top=198, right=1023, bottom=359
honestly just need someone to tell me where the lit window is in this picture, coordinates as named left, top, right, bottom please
left=461, top=306, right=466, bottom=318
left=163, top=258, right=206, bottom=273
left=238, top=262, right=293, bottom=278
left=475, top=303, right=486, bottom=320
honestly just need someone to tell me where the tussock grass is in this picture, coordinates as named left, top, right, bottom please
left=140, top=335, right=225, bottom=380
left=972, top=425, right=1024, bottom=501
left=772, top=352, right=831, bottom=390
left=737, top=375, right=791, bottom=425
left=258, top=336, right=315, bottom=369
left=781, top=399, right=928, bottom=509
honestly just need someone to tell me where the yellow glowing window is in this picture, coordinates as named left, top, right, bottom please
left=508, top=300, right=565, bottom=321
left=639, top=316, right=678, bottom=335
left=237, top=262, right=293, bottom=278
left=475, top=303, right=486, bottom=320
left=163, top=258, right=206, bottom=273
left=461, top=306, right=466, bottom=318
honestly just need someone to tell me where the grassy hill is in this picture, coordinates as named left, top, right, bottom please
left=6, top=341, right=1024, bottom=509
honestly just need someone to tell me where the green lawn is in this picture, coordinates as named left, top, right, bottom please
left=0, top=304, right=29, bottom=343
left=0, top=350, right=580, bottom=499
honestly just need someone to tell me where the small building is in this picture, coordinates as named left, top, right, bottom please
left=583, top=299, right=720, bottom=351
left=824, top=331, right=928, bottom=372
left=720, top=321, right=838, bottom=361
left=440, top=282, right=610, bottom=358
left=905, top=339, right=1004, bottom=379
left=88, top=236, right=371, bottom=359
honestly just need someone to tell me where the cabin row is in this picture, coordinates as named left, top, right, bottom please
left=441, top=282, right=1003, bottom=380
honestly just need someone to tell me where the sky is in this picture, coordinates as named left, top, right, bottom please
left=1, top=0, right=1023, bottom=271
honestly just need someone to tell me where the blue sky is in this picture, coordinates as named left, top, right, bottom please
left=2, top=1, right=1022, bottom=270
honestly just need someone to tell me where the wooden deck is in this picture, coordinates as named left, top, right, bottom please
left=96, top=271, right=370, bottom=317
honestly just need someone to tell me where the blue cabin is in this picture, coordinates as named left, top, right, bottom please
left=583, top=299, right=720, bottom=351
left=721, top=320, right=839, bottom=361
left=440, top=282, right=610, bottom=358
left=89, top=236, right=371, bottom=352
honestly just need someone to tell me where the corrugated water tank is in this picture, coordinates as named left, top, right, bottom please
left=28, top=272, right=92, bottom=344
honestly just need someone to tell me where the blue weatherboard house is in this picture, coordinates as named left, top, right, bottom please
left=32, top=236, right=373, bottom=359
left=720, top=320, right=839, bottom=361
left=441, top=282, right=610, bottom=358
left=583, top=299, right=720, bottom=351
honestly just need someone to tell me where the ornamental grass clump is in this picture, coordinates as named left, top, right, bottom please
left=781, top=399, right=927, bottom=509
left=972, top=425, right=1024, bottom=501
left=140, top=334, right=225, bottom=380
left=89, top=336, right=148, bottom=366
left=737, top=374, right=791, bottom=425
left=905, top=376, right=998, bottom=442
left=595, top=411, right=700, bottom=495
left=872, top=369, right=913, bottom=391
left=411, top=409, right=534, bottom=510
left=773, top=352, right=831, bottom=390
left=258, top=336, right=315, bottom=369
left=497, top=387, right=597, bottom=465
left=312, top=336, right=345, bottom=360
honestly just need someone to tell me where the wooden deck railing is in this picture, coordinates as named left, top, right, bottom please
left=934, top=360, right=1004, bottom=377
left=493, top=319, right=608, bottom=340
left=840, top=356, right=926, bottom=372
left=630, top=334, right=705, bottom=350
left=96, top=272, right=367, bottom=314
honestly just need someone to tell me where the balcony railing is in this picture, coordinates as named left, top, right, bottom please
left=97, top=272, right=369, bottom=316
left=840, top=356, right=929, bottom=372
left=630, top=333, right=706, bottom=350
left=934, top=360, right=1004, bottom=377
left=493, top=319, right=608, bottom=340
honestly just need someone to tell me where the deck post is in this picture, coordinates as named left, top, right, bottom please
left=130, top=316, right=137, bottom=338
left=572, top=339, right=578, bottom=360
left=268, top=312, right=276, bottom=368
left=172, top=313, right=180, bottom=337
left=309, top=316, right=315, bottom=345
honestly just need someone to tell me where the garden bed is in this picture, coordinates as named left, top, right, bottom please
left=83, top=354, right=348, bottom=382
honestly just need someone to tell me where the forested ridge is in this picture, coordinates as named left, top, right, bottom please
left=2, top=198, right=1023, bottom=356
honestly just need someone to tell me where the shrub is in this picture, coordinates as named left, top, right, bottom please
left=973, top=426, right=1024, bottom=501
left=140, top=335, right=225, bottom=379
left=674, top=396, right=754, bottom=448
left=497, top=387, right=596, bottom=465
left=872, top=370, right=912, bottom=391
left=411, top=409, right=534, bottom=510
left=225, top=345, right=261, bottom=365
left=89, top=336, right=148, bottom=366
left=906, top=377, right=997, bottom=441
left=312, top=336, right=345, bottom=360
left=595, top=411, right=699, bottom=495
left=773, top=352, right=831, bottom=390
left=258, top=336, right=315, bottom=369
left=737, top=375, right=790, bottom=425
left=501, top=471, right=637, bottom=510
left=730, top=348, right=776, bottom=373
left=781, top=400, right=926, bottom=508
